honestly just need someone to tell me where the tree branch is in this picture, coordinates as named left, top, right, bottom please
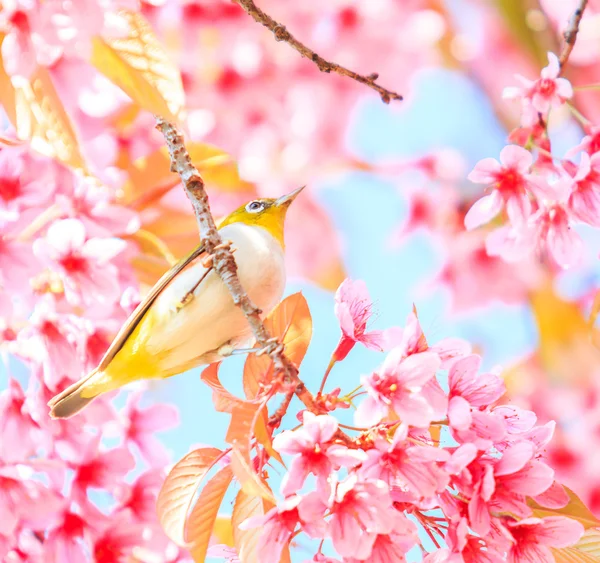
left=558, top=0, right=588, bottom=71
left=232, top=0, right=402, bottom=104
left=155, top=118, right=347, bottom=438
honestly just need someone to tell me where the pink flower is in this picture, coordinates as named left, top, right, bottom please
left=71, top=437, right=135, bottom=502
left=503, top=52, right=573, bottom=116
left=0, top=149, right=50, bottom=220
left=447, top=355, right=505, bottom=431
left=122, top=393, right=179, bottom=468
left=328, top=475, right=397, bottom=559
left=332, top=278, right=388, bottom=361
left=0, top=219, right=38, bottom=293
left=58, top=179, right=140, bottom=237
left=19, top=299, right=82, bottom=390
left=0, top=1, right=62, bottom=78
left=453, top=409, right=507, bottom=451
left=115, top=470, right=166, bottom=522
left=400, top=308, right=471, bottom=368
left=0, top=465, right=63, bottom=537
left=506, top=516, right=583, bottom=562
left=361, top=424, right=449, bottom=499
left=33, top=218, right=126, bottom=306
left=465, top=145, right=534, bottom=229
left=0, top=378, right=45, bottom=462
left=92, top=512, right=144, bottom=563
left=355, top=349, right=443, bottom=428
left=566, top=152, right=600, bottom=227
left=240, top=494, right=326, bottom=563
left=438, top=232, right=536, bottom=311
left=273, top=411, right=366, bottom=496
left=43, top=512, right=91, bottom=563
left=569, top=125, right=600, bottom=156
left=343, top=512, right=418, bottom=563
left=528, top=203, right=582, bottom=269
left=466, top=442, right=555, bottom=535
left=485, top=173, right=583, bottom=269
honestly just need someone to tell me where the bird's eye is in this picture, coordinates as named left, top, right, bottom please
left=246, top=201, right=264, bottom=213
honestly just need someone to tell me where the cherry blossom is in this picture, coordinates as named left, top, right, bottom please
left=465, top=145, right=535, bottom=229
left=503, top=52, right=573, bottom=119
left=565, top=152, right=600, bottom=227
left=332, top=278, right=388, bottom=361
left=506, top=516, right=584, bottom=563
left=33, top=218, right=126, bottom=307
left=273, top=411, right=366, bottom=495
left=0, top=378, right=44, bottom=462
left=327, top=475, right=397, bottom=559
left=360, top=424, right=449, bottom=499
left=447, top=354, right=505, bottom=432
left=121, top=392, right=179, bottom=467
left=239, top=494, right=326, bottom=563
left=355, top=348, right=443, bottom=428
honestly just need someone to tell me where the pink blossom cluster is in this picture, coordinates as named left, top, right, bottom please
left=209, top=279, right=585, bottom=563
left=0, top=145, right=186, bottom=562
left=464, top=52, right=600, bottom=269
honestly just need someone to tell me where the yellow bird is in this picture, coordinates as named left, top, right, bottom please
left=48, top=186, right=304, bottom=418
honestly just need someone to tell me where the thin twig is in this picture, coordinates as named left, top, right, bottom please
left=155, top=117, right=355, bottom=445
left=558, top=0, right=588, bottom=71
left=232, top=0, right=402, bottom=104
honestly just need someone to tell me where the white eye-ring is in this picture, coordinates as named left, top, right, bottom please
left=246, top=200, right=265, bottom=213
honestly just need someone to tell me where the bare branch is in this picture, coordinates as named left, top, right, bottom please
left=558, top=0, right=588, bottom=71
left=232, top=0, right=402, bottom=104
left=155, top=117, right=336, bottom=432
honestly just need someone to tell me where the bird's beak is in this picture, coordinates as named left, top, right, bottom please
left=275, top=186, right=305, bottom=207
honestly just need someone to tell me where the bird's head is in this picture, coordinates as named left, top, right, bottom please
left=218, top=186, right=305, bottom=247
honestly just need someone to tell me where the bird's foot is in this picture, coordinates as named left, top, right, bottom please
left=255, top=337, right=284, bottom=357
left=217, top=337, right=283, bottom=358
left=202, top=240, right=236, bottom=269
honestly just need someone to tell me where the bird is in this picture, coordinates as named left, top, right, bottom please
left=48, top=186, right=304, bottom=419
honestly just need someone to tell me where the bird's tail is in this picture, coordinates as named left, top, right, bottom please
left=48, top=368, right=105, bottom=419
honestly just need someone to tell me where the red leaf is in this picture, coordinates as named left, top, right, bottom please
left=243, top=292, right=312, bottom=400
left=187, top=466, right=234, bottom=562
left=156, top=447, right=224, bottom=545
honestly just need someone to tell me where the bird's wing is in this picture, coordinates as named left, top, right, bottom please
left=97, top=244, right=207, bottom=371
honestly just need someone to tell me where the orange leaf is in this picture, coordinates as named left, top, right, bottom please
left=232, top=489, right=264, bottom=563
left=230, top=442, right=275, bottom=503
left=202, top=363, right=245, bottom=413
left=186, top=466, right=234, bottom=562
left=529, top=282, right=600, bottom=382
left=530, top=486, right=600, bottom=529
left=122, top=143, right=256, bottom=208
left=90, top=11, right=185, bottom=123
left=552, top=547, right=600, bottom=563
left=576, top=529, right=600, bottom=556
left=156, top=447, right=224, bottom=545
left=202, top=368, right=281, bottom=465
left=0, top=38, right=86, bottom=170
left=243, top=292, right=312, bottom=400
